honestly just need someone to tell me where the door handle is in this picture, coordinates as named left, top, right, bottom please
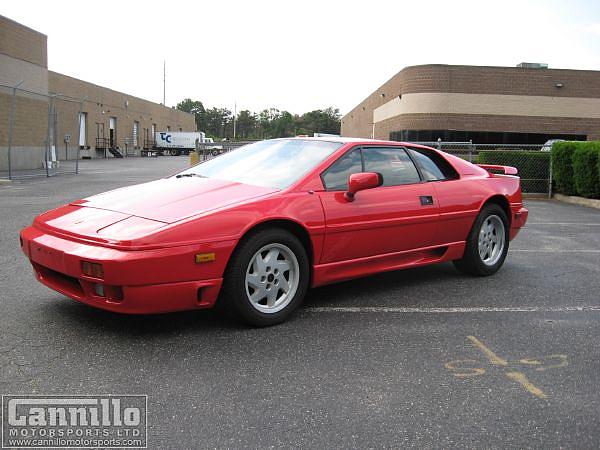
left=420, top=195, right=434, bottom=206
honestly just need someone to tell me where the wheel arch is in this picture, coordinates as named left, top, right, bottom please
left=233, top=218, right=315, bottom=272
left=481, top=194, right=511, bottom=226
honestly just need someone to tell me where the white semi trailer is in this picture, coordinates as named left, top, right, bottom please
left=153, top=131, right=208, bottom=156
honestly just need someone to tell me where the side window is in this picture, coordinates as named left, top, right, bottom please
left=322, top=149, right=362, bottom=190
left=407, top=148, right=458, bottom=181
left=363, top=147, right=420, bottom=186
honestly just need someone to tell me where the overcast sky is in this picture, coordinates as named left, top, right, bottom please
left=2, top=0, right=600, bottom=115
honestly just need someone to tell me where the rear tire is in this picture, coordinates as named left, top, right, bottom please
left=453, top=203, right=509, bottom=276
left=220, top=228, right=310, bottom=326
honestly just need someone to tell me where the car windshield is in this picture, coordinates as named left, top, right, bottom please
left=175, top=139, right=343, bottom=189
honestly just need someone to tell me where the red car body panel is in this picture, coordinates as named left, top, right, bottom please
left=20, top=138, right=528, bottom=314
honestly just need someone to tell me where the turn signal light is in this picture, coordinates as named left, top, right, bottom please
left=81, top=261, right=104, bottom=279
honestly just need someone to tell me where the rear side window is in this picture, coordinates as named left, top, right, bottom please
left=322, top=148, right=362, bottom=190
left=363, top=147, right=420, bottom=186
left=407, top=148, right=458, bottom=181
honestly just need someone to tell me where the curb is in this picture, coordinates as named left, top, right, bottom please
left=0, top=179, right=11, bottom=184
left=554, top=193, right=600, bottom=210
left=523, top=193, right=549, bottom=199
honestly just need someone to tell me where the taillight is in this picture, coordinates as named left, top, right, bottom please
left=81, top=261, right=104, bottom=279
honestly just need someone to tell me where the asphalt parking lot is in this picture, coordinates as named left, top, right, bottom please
left=1, top=157, right=600, bottom=448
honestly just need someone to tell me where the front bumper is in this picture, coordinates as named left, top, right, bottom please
left=20, top=226, right=234, bottom=314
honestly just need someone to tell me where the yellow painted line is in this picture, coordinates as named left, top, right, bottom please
left=505, top=371, right=548, bottom=399
left=467, top=335, right=508, bottom=366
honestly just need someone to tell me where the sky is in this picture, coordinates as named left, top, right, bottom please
left=2, top=0, right=600, bottom=115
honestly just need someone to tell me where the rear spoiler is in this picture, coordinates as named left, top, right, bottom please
left=476, top=164, right=518, bottom=175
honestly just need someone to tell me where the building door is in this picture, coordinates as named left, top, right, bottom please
left=133, top=121, right=140, bottom=148
left=109, top=117, right=117, bottom=148
left=78, top=112, right=87, bottom=147
left=95, top=122, right=105, bottom=149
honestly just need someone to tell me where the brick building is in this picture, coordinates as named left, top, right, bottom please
left=0, top=15, right=195, bottom=170
left=341, top=64, right=600, bottom=143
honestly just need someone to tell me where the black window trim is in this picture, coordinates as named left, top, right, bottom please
left=320, top=144, right=425, bottom=191
left=405, top=146, right=459, bottom=182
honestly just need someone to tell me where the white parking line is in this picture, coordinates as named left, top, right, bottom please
left=511, top=249, right=600, bottom=253
left=303, top=305, right=600, bottom=313
left=527, top=223, right=600, bottom=226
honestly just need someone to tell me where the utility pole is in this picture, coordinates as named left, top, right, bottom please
left=163, top=60, right=166, bottom=106
left=233, top=101, right=237, bottom=140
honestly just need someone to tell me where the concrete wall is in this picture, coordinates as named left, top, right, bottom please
left=341, top=64, right=600, bottom=141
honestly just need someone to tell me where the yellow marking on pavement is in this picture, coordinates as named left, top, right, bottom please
left=505, top=371, right=548, bottom=399
left=520, top=354, right=568, bottom=371
left=467, top=335, right=508, bottom=366
left=444, top=360, right=485, bottom=378
left=445, top=336, right=567, bottom=399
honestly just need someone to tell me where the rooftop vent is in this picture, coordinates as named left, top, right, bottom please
left=516, top=62, right=548, bottom=69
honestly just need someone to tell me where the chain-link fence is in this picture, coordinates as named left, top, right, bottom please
left=0, top=83, right=82, bottom=180
left=411, top=141, right=550, bottom=196
left=195, top=141, right=252, bottom=161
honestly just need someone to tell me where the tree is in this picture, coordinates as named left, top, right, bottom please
left=296, top=108, right=341, bottom=135
left=176, top=99, right=206, bottom=131
left=175, top=97, right=342, bottom=140
left=204, top=107, right=232, bottom=138
left=236, top=110, right=257, bottom=139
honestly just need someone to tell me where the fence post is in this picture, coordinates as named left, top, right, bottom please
left=44, top=95, right=54, bottom=177
left=75, top=98, right=84, bottom=175
left=469, top=140, right=474, bottom=162
left=7, top=81, right=24, bottom=180
left=548, top=149, right=553, bottom=199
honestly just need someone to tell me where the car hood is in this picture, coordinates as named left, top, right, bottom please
left=74, top=177, right=278, bottom=224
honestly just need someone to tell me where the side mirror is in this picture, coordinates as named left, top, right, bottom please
left=345, top=172, right=383, bottom=201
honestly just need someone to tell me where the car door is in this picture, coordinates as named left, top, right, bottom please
left=318, top=146, right=439, bottom=264
left=405, top=146, right=480, bottom=247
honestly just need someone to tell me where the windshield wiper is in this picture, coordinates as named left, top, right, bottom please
left=175, top=173, right=206, bottom=178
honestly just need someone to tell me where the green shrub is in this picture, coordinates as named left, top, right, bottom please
left=478, top=151, right=550, bottom=193
left=551, top=141, right=578, bottom=195
left=572, top=144, right=600, bottom=198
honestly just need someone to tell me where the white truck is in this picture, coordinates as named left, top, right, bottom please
left=152, top=131, right=209, bottom=156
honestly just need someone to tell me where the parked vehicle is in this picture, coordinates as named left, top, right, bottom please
left=20, top=138, right=528, bottom=326
left=153, top=131, right=207, bottom=156
left=541, top=139, right=565, bottom=152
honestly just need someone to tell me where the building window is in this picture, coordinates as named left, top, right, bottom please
left=390, top=130, right=587, bottom=145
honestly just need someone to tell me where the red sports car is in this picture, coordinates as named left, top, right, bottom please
left=20, top=138, right=528, bottom=326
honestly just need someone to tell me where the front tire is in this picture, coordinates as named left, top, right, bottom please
left=220, top=228, right=309, bottom=326
left=453, top=203, right=509, bottom=276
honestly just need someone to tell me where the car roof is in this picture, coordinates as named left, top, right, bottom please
left=285, top=136, right=434, bottom=149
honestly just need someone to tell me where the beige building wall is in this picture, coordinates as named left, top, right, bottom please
left=49, top=72, right=195, bottom=160
left=0, top=15, right=49, bottom=170
left=341, top=64, right=600, bottom=141
left=0, top=14, right=195, bottom=171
